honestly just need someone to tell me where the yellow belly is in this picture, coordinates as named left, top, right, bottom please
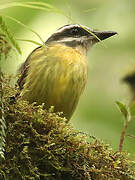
left=21, top=44, right=88, bottom=119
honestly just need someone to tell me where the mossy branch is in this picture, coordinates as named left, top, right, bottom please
left=0, top=34, right=13, bottom=160
left=0, top=77, right=134, bottom=180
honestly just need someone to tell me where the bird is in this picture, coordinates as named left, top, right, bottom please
left=17, top=24, right=117, bottom=120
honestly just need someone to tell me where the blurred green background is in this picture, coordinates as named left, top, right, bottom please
left=1, top=0, right=135, bottom=154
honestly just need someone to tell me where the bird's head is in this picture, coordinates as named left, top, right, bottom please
left=46, top=24, right=117, bottom=54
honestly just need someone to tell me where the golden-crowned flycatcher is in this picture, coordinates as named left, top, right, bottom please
left=18, top=24, right=117, bottom=120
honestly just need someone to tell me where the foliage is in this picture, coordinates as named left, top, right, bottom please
left=0, top=77, right=134, bottom=180
left=0, top=1, right=70, bottom=47
left=0, top=73, right=6, bottom=161
left=0, top=29, right=13, bottom=160
left=116, top=101, right=131, bottom=152
left=0, top=16, right=21, bottom=55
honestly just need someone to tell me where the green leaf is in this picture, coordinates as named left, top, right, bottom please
left=16, top=38, right=43, bottom=46
left=129, top=101, right=135, bottom=117
left=115, top=101, right=129, bottom=119
left=0, top=16, right=21, bottom=54
left=0, top=152, right=5, bottom=161
left=3, top=14, right=45, bottom=45
left=0, top=1, right=66, bottom=17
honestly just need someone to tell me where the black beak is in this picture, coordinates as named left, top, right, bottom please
left=91, top=30, right=118, bottom=41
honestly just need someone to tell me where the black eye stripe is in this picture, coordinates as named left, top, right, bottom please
left=63, top=27, right=90, bottom=37
left=46, top=25, right=92, bottom=43
left=70, top=28, right=79, bottom=35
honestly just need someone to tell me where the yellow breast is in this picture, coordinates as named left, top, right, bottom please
left=21, top=44, right=88, bottom=119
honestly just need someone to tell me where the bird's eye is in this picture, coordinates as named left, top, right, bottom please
left=70, top=28, right=79, bottom=35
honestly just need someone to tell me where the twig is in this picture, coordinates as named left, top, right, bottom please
left=119, top=117, right=130, bottom=152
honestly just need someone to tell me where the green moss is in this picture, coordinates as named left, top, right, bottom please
left=0, top=76, right=135, bottom=180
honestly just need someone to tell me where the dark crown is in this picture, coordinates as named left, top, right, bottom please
left=46, top=24, right=91, bottom=44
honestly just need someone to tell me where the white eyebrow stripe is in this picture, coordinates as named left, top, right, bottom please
left=56, top=24, right=80, bottom=33
left=45, top=24, right=94, bottom=44
left=56, top=36, right=88, bottom=43
left=56, top=24, right=92, bottom=33
left=56, top=24, right=92, bottom=34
